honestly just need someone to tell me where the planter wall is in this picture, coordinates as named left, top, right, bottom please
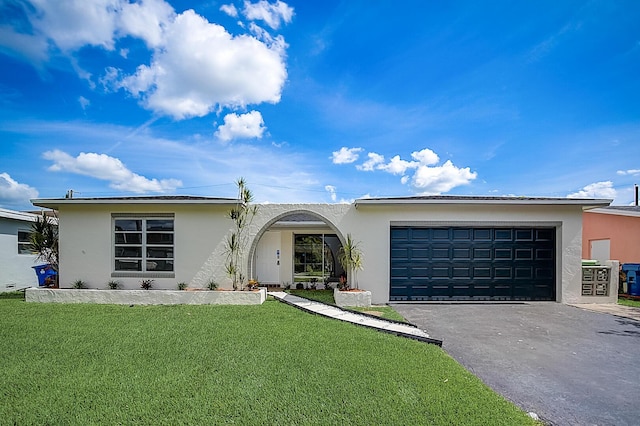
left=25, top=287, right=267, bottom=305
left=334, top=288, right=372, bottom=307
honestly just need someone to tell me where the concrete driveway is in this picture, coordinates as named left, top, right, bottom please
left=391, top=303, right=640, bottom=426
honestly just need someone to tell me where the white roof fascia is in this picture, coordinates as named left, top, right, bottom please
left=0, top=208, right=41, bottom=222
left=354, top=198, right=612, bottom=209
left=585, top=207, right=640, bottom=218
left=31, top=198, right=240, bottom=210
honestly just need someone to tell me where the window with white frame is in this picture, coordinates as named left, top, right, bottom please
left=17, top=230, right=34, bottom=254
left=113, top=217, right=174, bottom=273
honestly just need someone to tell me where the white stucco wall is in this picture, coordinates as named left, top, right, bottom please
left=245, top=203, right=586, bottom=304
left=54, top=200, right=590, bottom=304
left=58, top=203, right=234, bottom=290
left=0, top=218, right=40, bottom=291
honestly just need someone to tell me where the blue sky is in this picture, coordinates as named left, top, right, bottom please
left=1, top=0, right=639, bottom=210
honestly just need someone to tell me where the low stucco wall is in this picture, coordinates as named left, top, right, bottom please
left=25, top=287, right=267, bottom=305
left=334, top=289, right=372, bottom=307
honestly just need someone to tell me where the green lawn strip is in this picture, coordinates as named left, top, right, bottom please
left=618, top=297, right=640, bottom=308
left=348, top=305, right=407, bottom=322
left=288, top=288, right=335, bottom=304
left=0, top=291, right=25, bottom=300
left=287, top=289, right=407, bottom=322
left=0, top=299, right=536, bottom=425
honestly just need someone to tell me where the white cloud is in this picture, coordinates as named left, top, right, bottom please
left=215, top=111, right=266, bottom=142
left=43, top=150, right=182, bottom=193
left=220, top=4, right=239, bottom=18
left=2, top=1, right=289, bottom=121
left=567, top=181, right=616, bottom=199
left=410, top=148, right=439, bottom=165
left=118, top=9, right=288, bottom=119
left=378, top=155, right=417, bottom=175
left=357, top=152, right=385, bottom=171
left=331, top=147, right=363, bottom=164
left=78, top=96, right=90, bottom=109
left=411, top=160, right=477, bottom=194
left=325, top=185, right=337, bottom=202
left=243, top=0, right=294, bottom=30
left=347, top=147, right=476, bottom=193
left=118, top=0, right=175, bottom=48
left=617, top=169, right=640, bottom=176
left=0, top=173, right=39, bottom=207
left=0, top=25, right=50, bottom=66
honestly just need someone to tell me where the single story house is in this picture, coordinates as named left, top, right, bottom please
left=0, top=208, right=45, bottom=291
left=582, top=206, right=640, bottom=264
left=31, top=195, right=612, bottom=304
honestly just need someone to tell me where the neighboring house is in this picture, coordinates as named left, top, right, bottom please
left=0, top=208, right=45, bottom=291
left=31, top=195, right=612, bottom=304
left=582, top=206, right=640, bottom=264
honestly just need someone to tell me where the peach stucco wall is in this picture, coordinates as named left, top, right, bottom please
left=583, top=211, right=640, bottom=264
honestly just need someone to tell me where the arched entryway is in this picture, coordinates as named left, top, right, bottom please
left=248, top=210, right=347, bottom=289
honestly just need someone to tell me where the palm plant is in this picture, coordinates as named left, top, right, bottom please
left=338, top=234, right=363, bottom=290
left=29, top=211, right=59, bottom=285
left=224, top=178, right=258, bottom=290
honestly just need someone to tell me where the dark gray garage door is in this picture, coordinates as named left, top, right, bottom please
left=390, top=227, right=556, bottom=301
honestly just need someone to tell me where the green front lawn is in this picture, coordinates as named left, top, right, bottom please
left=0, top=298, right=536, bottom=425
left=288, top=288, right=335, bottom=304
left=618, top=297, right=640, bottom=308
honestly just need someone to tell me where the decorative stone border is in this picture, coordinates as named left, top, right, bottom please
left=334, top=288, right=372, bottom=307
left=25, top=287, right=267, bottom=305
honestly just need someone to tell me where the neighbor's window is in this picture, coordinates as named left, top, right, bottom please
left=18, top=230, right=34, bottom=254
left=114, top=218, right=174, bottom=273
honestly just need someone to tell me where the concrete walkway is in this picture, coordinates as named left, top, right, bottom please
left=270, top=292, right=442, bottom=345
left=571, top=302, right=640, bottom=321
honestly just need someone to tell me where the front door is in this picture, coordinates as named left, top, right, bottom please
left=256, top=231, right=281, bottom=285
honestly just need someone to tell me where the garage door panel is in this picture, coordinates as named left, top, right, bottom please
left=390, top=226, right=555, bottom=301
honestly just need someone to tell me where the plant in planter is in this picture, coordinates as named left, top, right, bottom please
left=224, top=178, right=258, bottom=291
left=206, top=280, right=218, bottom=290
left=107, top=280, right=120, bottom=290
left=338, top=234, right=364, bottom=290
left=140, top=279, right=154, bottom=290
left=247, top=279, right=259, bottom=290
left=72, top=279, right=87, bottom=289
left=177, top=282, right=188, bottom=290
left=308, top=277, right=318, bottom=290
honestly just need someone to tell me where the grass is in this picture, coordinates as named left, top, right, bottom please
left=618, top=296, right=640, bottom=308
left=348, top=305, right=408, bottom=322
left=288, top=289, right=408, bottom=322
left=0, top=298, right=537, bottom=425
left=288, top=288, right=335, bottom=304
left=0, top=290, right=25, bottom=300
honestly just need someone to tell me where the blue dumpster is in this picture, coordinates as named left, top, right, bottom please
left=621, top=263, right=640, bottom=296
left=32, top=264, right=57, bottom=287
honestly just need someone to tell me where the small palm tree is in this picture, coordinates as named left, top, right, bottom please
left=338, top=234, right=363, bottom=290
left=30, top=211, right=59, bottom=285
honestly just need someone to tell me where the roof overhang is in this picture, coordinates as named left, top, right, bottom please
left=354, top=196, right=612, bottom=209
left=0, top=208, right=41, bottom=222
left=585, top=207, right=640, bottom=218
left=31, top=196, right=240, bottom=210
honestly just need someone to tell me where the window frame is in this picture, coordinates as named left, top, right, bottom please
left=17, top=229, right=35, bottom=255
left=112, top=214, right=175, bottom=278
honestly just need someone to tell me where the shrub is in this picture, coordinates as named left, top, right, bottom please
left=107, top=280, right=120, bottom=290
left=206, top=280, right=218, bottom=290
left=140, top=279, right=154, bottom=290
left=72, top=279, right=86, bottom=289
left=177, top=282, right=188, bottom=290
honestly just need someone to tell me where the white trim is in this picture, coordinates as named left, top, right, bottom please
left=0, top=208, right=41, bottom=222
left=585, top=207, right=640, bottom=218
left=355, top=197, right=612, bottom=208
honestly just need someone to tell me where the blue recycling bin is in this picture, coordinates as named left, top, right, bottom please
left=621, top=263, right=640, bottom=296
left=32, top=264, right=57, bottom=287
